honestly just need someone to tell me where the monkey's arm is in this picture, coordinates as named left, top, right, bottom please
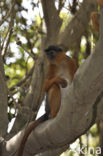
left=44, top=77, right=67, bottom=91
left=47, top=56, right=77, bottom=118
left=43, top=64, right=67, bottom=92
left=44, top=63, right=67, bottom=118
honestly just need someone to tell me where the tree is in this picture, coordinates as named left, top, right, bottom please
left=0, top=0, right=103, bottom=155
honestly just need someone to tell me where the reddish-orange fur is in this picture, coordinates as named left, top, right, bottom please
left=43, top=52, right=77, bottom=117
left=91, top=12, right=99, bottom=32
left=16, top=114, right=47, bottom=156
left=91, top=0, right=103, bottom=32
left=48, top=84, right=61, bottom=117
left=97, top=0, right=103, bottom=7
left=16, top=50, right=77, bottom=156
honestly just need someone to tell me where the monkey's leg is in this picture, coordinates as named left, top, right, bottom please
left=48, top=84, right=61, bottom=118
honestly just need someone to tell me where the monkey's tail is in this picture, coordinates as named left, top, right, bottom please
left=16, top=113, right=48, bottom=156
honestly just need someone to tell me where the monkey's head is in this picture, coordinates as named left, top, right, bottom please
left=44, top=45, right=63, bottom=61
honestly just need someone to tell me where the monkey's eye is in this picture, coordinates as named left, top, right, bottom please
left=49, top=50, right=56, bottom=55
left=45, top=50, right=56, bottom=56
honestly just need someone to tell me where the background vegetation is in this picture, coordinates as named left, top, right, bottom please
left=0, top=0, right=103, bottom=155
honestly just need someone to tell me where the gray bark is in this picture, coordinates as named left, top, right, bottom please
left=0, top=55, right=8, bottom=136
left=1, top=0, right=102, bottom=156
left=58, top=0, right=97, bottom=50
left=2, top=7, right=103, bottom=156
left=10, top=0, right=98, bottom=136
left=41, top=0, right=62, bottom=45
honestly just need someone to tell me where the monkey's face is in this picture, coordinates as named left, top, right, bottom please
left=44, top=45, right=63, bottom=61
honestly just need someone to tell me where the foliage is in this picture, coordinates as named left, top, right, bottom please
left=0, top=0, right=102, bottom=155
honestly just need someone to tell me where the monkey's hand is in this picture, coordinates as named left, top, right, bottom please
left=53, top=77, right=67, bottom=88
left=43, top=77, right=67, bottom=92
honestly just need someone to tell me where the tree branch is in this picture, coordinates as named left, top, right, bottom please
left=0, top=56, right=8, bottom=136
left=41, top=0, right=62, bottom=44
left=0, top=0, right=15, bottom=26
left=35, top=144, right=69, bottom=156
left=58, top=0, right=97, bottom=50
left=58, top=0, right=65, bottom=14
left=9, top=66, right=34, bottom=92
left=1, top=0, right=16, bottom=58
left=3, top=7, right=103, bottom=154
left=15, top=0, right=98, bottom=131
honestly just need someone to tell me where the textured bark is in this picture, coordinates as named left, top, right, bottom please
left=10, top=0, right=63, bottom=135
left=58, top=0, right=97, bottom=50
left=0, top=55, right=8, bottom=136
left=11, top=0, right=97, bottom=136
left=35, top=145, right=69, bottom=156
left=2, top=8, right=103, bottom=155
left=2, top=0, right=103, bottom=156
left=41, top=0, right=62, bottom=45
left=10, top=53, right=46, bottom=136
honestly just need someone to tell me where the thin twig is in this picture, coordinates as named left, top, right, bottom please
left=2, top=27, right=13, bottom=57
left=58, top=0, right=65, bottom=13
left=9, top=66, right=34, bottom=91
left=0, top=0, right=15, bottom=26
left=1, top=0, right=16, bottom=58
left=17, top=43, right=37, bottom=60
